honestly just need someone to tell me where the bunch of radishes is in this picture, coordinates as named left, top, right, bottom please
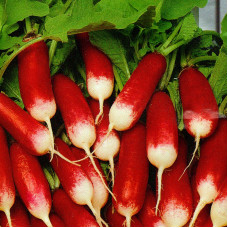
left=0, top=31, right=226, bottom=228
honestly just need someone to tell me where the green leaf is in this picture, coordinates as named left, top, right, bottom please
left=89, top=30, right=131, bottom=80
left=209, top=45, right=227, bottom=104
left=161, top=0, right=208, bottom=20
left=167, top=80, right=184, bottom=131
left=44, top=0, right=158, bottom=42
left=0, top=0, right=7, bottom=31
left=221, top=14, right=227, bottom=47
left=0, top=60, right=24, bottom=108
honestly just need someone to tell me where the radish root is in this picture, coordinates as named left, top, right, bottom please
left=95, top=98, right=104, bottom=125
left=125, top=214, right=132, bottom=227
left=155, top=167, right=164, bottom=215
left=189, top=199, right=207, bottom=227
left=42, top=216, right=53, bottom=227
left=109, top=157, right=115, bottom=187
left=4, top=209, right=12, bottom=227
left=179, top=134, right=200, bottom=180
left=45, top=118, right=55, bottom=162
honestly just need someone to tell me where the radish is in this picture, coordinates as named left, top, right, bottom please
left=76, top=33, right=114, bottom=124
left=158, top=136, right=193, bottom=227
left=146, top=91, right=178, bottom=213
left=189, top=118, right=227, bottom=227
left=0, top=126, right=15, bottom=227
left=0, top=93, right=74, bottom=164
left=88, top=99, right=120, bottom=185
left=51, top=138, right=106, bottom=226
left=179, top=67, right=219, bottom=174
left=138, top=186, right=166, bottom=227
left=105, top=204, right=143, bottom=227
left=52, top=74, right=113, bottom=197
left=53, top=189, right=99, bottom=227
left=10, top=143, right=53, bottom=227
left=113, top=123, right=149, bottom=227
left=31, top=213, right=65, bottom=227
left=210, top=179, right=227, bottom=227
left=18, top=41, right=56, bottom=160
left=0, top=198, right=30, bottom=227
left=71, top=146, right=109, bottom=226
left=108, top=52, right=166, bottom=132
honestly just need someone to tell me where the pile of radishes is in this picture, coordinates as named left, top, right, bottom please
left=0, top=31, right=226, bottom=228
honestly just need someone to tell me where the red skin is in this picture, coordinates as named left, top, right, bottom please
left=159, top=137, right=193, bottom=226
left=113, top=123, right=149, bottom=219
left=18, top=41, right=56, bottom=120
left=52, top=74, right=95, bottom=148
left=146, top=91, right=178, bottom=151
left=138, top=186, right=165, bottom=227
left=105, top=205, right=143, bottom=227
left=195, top=118, right=227, bottom=198
left=51, top=138, right=92, bottom=205
left=31, top=213, right=65, bottom=227
left=111, top=52, right=166, bottom=130
left=0, top=127, right=15, bottom=215
left=88, top=99, right=120, bottom=152
left=53, top=189, right=99, bottom=227
left=0, top=198, right=31, bottom=227
left=76, top=33, right=114, bottom=81
left=10, top=143, right=52, bottom=220
left=179, top=67, right=218, bottom=138
left=0, top=93, right=51, bottom=156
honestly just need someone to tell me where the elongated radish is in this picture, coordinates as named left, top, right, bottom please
left=10, top=143, right=52, bottom=227
left=210, top=179, right=227, bottom=227
left=51, top=138, right=105, bottom=226
left=146, top=91, right=178, bottom=213
left=52, top=74, right=113, bottom=197
left=76, top=33, right=114, bottom=124
left=0, top=127, right=15, bottom=227
left=71, top=146, right=109, bottom=226
left=113, top=123, right=149, bottom=227
left=138, top=186, right=166, bottom=227
left=105, top=204, right=143, bottom=227
left=53, top=189, right=99, bottom=227
left=18, top=41, right=56, bottom=159
left=179, top=67, right=219, bottom=173
left=158, top=136, right=193, bottom=227
left=189, top=118, right=227, bottom=227
left=88, top=99, right=120, bottom=185
left=0, top=198, right=30, bottom=227
left=109, top=52, right=166, bottom=132
left=31, top=213, right=65, bottom=227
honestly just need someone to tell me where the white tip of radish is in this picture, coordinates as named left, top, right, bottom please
left=87, top=76, right=114, bottom=101
left=162, top=200, right=190, bottom=227
left=68, top=122, right=96, bottom=149
left=29, top=99, right=56, bottom=122
left=147, top=144, right=177, bottom=169
left=211, top=197, right=227, bottom=227
left=42, top=216, right=53, bottom=227
left=109, top=103, right=136, bottom=131
left=4, top=209, right=12, bottom=227
left=95, top=98, right=104, bottom=125
left=155, top=168, right=164, bottom=215
left=126, top=214, right=132, bottom=227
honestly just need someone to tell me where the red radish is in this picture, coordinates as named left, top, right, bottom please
left=76, top=33, right=114, bottom=124
left=0, top=198, right=30, bottom=227
left=146, top=91, right=178, bottom=213
left=158, top=136, right=193, bottom=227
left=10, top=143, right=52, bottom=227
left=53, top=189, right=99, bottom=227
left=138, top=186, right=166, bottom=227
left=88, top=99, right=120, bottom=185
left=108, top=52, right=166, bottom=132
left=210, top=179, right=227, bottom=227
left=71, top=146, right=109, bottom=226
left=51, top=138, right=105, bottom=226
left=113, top=123, right=149, bottom=227
left=18, top=41, right=56, bottom=159
left=189, top=118, right=227, bottom=227
left=105, top=204, right=143, bottom=227
left=31, top=213, right=65, bottom=227
left=179, top=67, right=219, bottom=173
left=0, top=126, right=15, bottom=227
left=52, top=74, right=113, bottom=197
